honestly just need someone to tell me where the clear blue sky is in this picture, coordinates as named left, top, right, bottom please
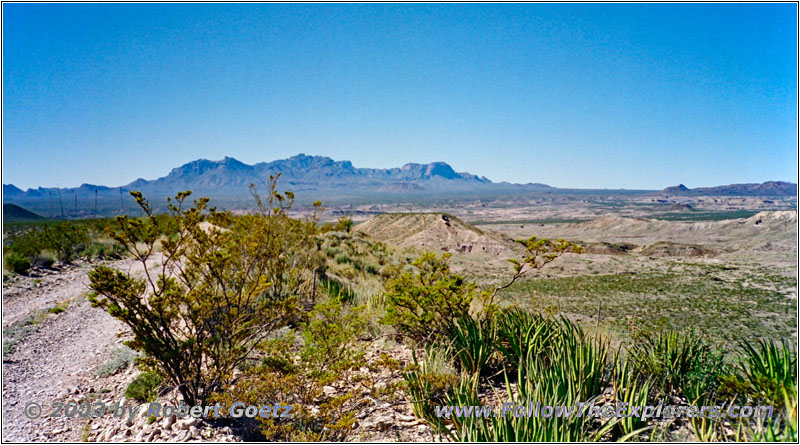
left=3, top=3, right=797, bottom=190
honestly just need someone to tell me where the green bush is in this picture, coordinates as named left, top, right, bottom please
left=125, top=371, right=163, bottom=402
left=5, top=221, right=91, bottom=265
left=4, top=252, right=31, bottom=275
left=40, top=222, right=89, bottom=263
left=89, top=180, right=321, bottom=406
left=383, top=252, right=482, bottom=343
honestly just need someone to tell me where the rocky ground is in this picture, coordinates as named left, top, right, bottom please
left=2, top=260, right=435, bottom=442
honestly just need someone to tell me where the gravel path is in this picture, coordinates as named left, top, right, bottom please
left=2, top=261, right=130, bottom=441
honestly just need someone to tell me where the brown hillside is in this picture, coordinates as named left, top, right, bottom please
left=355, top=213, right=517, bottom=256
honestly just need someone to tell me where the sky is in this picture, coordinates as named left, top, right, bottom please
left=3, top=3, right=797, bottom=190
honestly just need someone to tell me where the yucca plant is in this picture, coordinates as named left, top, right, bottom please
left=402, top=346, right=459, bottom=437
left=683, top=375, right=729, bottom=442
left=321, top=277, right=357, bottom=305
left=748, top=384, right=798, bottom=442
left=627, top=329, right=711, bottom=398
left=467, top=316, right=612, bottom=442
left=416, top=313, right=618, bottom=442
left=495, top=307, right=557, bottom=376
left=448, top=315, right=497, bottom=379
left=439, top=374, right=487, bottom=441
left=739, top=338, right=797, bottom=407
left=727, top=338, right=797, bottom=442
left=611, top=353, right=654, bottom=440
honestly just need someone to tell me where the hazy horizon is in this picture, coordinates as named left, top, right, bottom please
left=3, top=4, right=797, bottom=190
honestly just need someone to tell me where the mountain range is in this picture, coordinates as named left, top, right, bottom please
left=2, top=154, right=548, bottom=199
left=661, top=182, right=797, bottom=197
left=2, top=154, right=796, bottom=217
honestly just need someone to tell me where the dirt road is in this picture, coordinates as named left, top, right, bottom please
left=2, top=261, right=131, bottom=441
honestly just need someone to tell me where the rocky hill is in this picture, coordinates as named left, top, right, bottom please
left=355, top=213, right=518, bottom=256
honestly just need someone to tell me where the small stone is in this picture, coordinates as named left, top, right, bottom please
left=177, top=417, right=199, bottom=430
left=162, top=415, right=176, bottom=429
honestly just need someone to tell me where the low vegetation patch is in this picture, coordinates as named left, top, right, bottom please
left=502, top=264, right=796, bottom=343
left=125, top=371, right=163, bottom=403
left=95, top=345, right=138, bottom=377
left=2, top=304, right=70, bottom=358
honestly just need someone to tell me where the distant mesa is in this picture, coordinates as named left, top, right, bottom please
left=661, top=181, right=796, bottom=197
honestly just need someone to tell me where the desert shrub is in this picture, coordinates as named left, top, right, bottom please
left=39, top=222, right=89, bottom=263
left=334, top=216, right=354, bottom=233
left=213, top=299, right=368, bottom=441
left=48, top=304, right=66, bottom=314
left=30, top=253, right=56, bottom=268
left=89, top=177, right=321, bottom=405
left=486, top=236, right=584, bottom=306
left=5, top=229, right=43, bottom=260
left=5, top=221, right=90, bottom=265
left=366, top=263, right=379, bottom=275
left=81, top=241, right=126, bottom=260
left=299, top=300, right=368, bottom=374
left=125, top=371, right=163, bottom=403
left=383, top=252, right=483, bottom=343
left=4, top=252, right=31, bottom=275
left=96, top=345, right=138, bottom=377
